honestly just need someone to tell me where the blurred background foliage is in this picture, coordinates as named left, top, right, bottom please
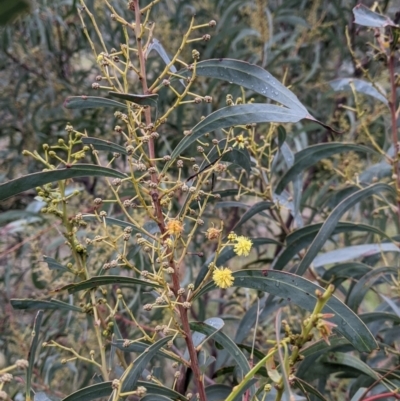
left=2, top=0, right=400, bottom=400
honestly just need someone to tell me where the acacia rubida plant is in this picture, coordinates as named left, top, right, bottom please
left=3, top=1, right=400, bottom=401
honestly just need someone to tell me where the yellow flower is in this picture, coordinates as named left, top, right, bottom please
left=233, top=134, right=245, bottom=149
left=213, top=267, right=234, bottom=289
left=227, top=232, right=237, bottom=241
left=234, top=236, right=253, bottom=256
left=166, top=219, right=184, bottom=236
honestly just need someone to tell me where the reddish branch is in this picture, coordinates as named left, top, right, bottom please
left=131, top=2, right=206, bottom=400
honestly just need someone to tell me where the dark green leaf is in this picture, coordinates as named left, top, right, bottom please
left=11, top=299, right=82, bottom=312
left=204, top=385, right=233, bottom=401
left=189, top=59, right=308, bottom=113
left=194, top=270, right=377, bottom=352
left=61, top=382, right=112, bottom=401
left=321, top=352, right=380, bottom=380
left=55, top=275, right=162, bottom=294
left=189, top=322, right=251, bottom=378
left=0, top=165, right=126, bottom=201
left=293, top=377, right=328, bottom=401
left=121, top=336, right=173, bottom=392
left=136, top=382, right=188, bottom=401
left=330, top=78, right=388, bottom=106
left=164, top=104, right=307, bottom=171
left=139, top=396, right=171, bottom=401
left=0, top=0, right=30, bottom=25
left=322, top=262, right=372, bottom=288
left=353, top=4, right=398, bottom=28
left=273, top=222, right=389, bottom=271
left=82, top=215, right=155, bottom=236
left=63, top=96, right=127, bottom=109
left=295, top=184, right=395, bottom=276
left=347, top=267, right=398, bottom=311
left=112, top=340, right=181, bottom=362
left=275, top=143, right=379, bottom=194
left=27, top=311, right=44, bottom=401
left=43, top=256, right=69, bottom=272
left=108, top=91, right=158, bottom=107
left=300, top=335, right=350, bottom=358
left=232, top=201, right=273, bottom=231
left=82, top=138, right=128, bottom=155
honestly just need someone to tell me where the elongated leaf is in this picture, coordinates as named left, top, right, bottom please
left=0, top=165, right=126, bottom=201
left=321, top=352, right=380, bottom=380
left=300, top=335, right=350, bottom=358
left=64, top=96, right=127, bottom=109
left=360, top=312, right=400, bottom=325
left=188, top=59, right=308, bottom=113
left=275, top=143, right=379, bottom=194
left=140, top=396, right=171, bottom=401
left=273, top=222, right=390, bottom=271
left=11, top=298, right=82, bottom=312
left=313, top=243, right=400, bottom=267
left=232, top=201, right=273, bottom=231
left=322, top=262, right=372, bottom=288
left=295, top=183, right=395, bottom=276
left=293, top=378, right=328, bottom=401
left=330, top=78, right=388, bottom=106
left=194, top=270, right=377, bottom=352
left=205, top=385, right=233, bottom=401
left=54, top=275, right=162, bottom=294
left=61, top=382, right=113, bottom=401
left=108, top=91, right=158, bottom=107
left=347, top=267, right=398, bottom=311
left=137, top=382, right=188, bottom=401
left=353, top=4, right=399, bottom=28
left=189, top=322, right=251, bottom=379
left=112, top=339, right=180, bottom=362
left=164, top=104, right=307, bottom=171
left=27, top=311, right=44, bottom=401
left=121, top=336, right=172, bottom=392
left=82, top=137, right=128, bottom=155
left=43, top=256, right=68, bottom=272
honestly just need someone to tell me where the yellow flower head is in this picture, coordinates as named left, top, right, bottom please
left=213, top=267, right=234, bottom=289
left=227, top=232, right=237, bottom=241
left=234, top=236, right=253, bottom=256
left=166, top=219, right=184, bottom=236
left=233, top=134, right=246, bottom=149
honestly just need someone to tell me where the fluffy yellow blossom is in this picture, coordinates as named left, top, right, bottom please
left=166, top=219, right=184, bottom=236
left=213, top=267, right=234, bottom=289
left=234, top=236, right=253, bottom=256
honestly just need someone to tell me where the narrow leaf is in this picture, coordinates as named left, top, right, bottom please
left=121, top=336, right=173, bottom=392
left=232, top=201, right=273, bottom=231
left=189, top=322, right=251, bottom=378
left=0, top=165, right=126, bottom=201
left=321, top=352, right=380, bottom=380
left=193, top=270, right=378, bottom=352
left=353, top=4, right=399, bottom=28
left=11, top=298, right=82, bottom=312
left=295, top=183, right=395, bottom=276
left=82, top=137, right=128, bottom=155
left=275, top=143, right=379, bottom=194
left=330, top=78, right=388, bottom=106
left=188, top=59, right=308, bottom=113
left=54, top=275, right=162, bottom=294
left=108, top=91, right=158, bottom=107
left=164, top=104, right=307, bottom=171
left=27, top=311, right=44, bottom=401
left=293, top=378, right=328, bottom=401
left=43, top=256, right=68, bottom=271
left=64, top=96, right=127, bottom=109
left=61, top=382, right=112, bottom=401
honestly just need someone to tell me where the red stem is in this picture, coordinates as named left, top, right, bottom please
left=132, top=2, right=206, bottom=400
left=388, top=47, right=400, bottom=226
left=362, top=392, right=400, bottom=401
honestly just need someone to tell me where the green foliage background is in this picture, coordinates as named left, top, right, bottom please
left=1, top=1, right=400, bottom=401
